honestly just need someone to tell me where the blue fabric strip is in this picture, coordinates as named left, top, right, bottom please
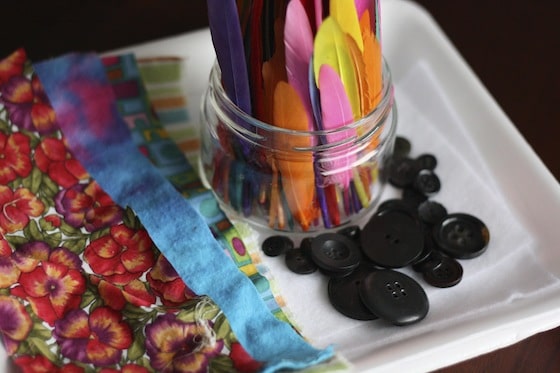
left=34, top=53, right=333, bottom=372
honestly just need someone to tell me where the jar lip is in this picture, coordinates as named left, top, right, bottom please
left=209, top=58, right=394, bottom=136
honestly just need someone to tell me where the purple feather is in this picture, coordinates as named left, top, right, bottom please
left=309, top=57, right=323, bottom=132
left=207, top=0, right=252, bottom=115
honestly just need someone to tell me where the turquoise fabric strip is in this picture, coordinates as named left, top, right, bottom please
left=34, top=53, right=333, bottom=372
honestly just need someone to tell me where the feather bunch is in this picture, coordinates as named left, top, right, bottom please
left=207, top=0, right=383, bottom=231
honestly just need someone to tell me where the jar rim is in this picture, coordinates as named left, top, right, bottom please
left=208, top=58, right=395, bottom=137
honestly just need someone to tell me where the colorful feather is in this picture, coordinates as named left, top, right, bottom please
left=314, top=0, right=324, bottom=29
left=330, top=0, right=364, bottom=52
left=284, top=0, right=315, bottom=131
left=354, top=0, right=373, bottom=20
left=318, top=64, right=356, bottom=188
left=313, top=17, right=361, bottom=119
left=248, top=1, right=266, bottom=120
left=272, top=81, right=317, bottom=231
left=207, top=0, right=252, bottom=115
left=360, top=9, right=382, bottom=113
left=344, top=34, right=367, bottom=117
left=262, top=19, right=287, bottom=124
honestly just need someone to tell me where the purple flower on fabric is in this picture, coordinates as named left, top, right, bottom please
left=0, top=74, right=58, bottom=134
left=145, top=314, right=224, bottom=372
left=0, top=295, right=33, bottom=354
left=54, top=181, right=122, bottom=232
left=53, top=307, right=132, bottom=365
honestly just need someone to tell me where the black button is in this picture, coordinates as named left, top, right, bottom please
left=359, top=269, right=429, bottom=326
left=417, top=200, right=448, bottom=226
left=413, top=169, right=441, bottom=195
left=393, top=136, right=411, bottom=159
left=299, top=237, right=313, bottom=258
left=285, top=248, right=317, bottom=275
left=377, top=198, right=417, bottom=216
left=361, top=209, right=424, bottom=268
left=423, top=256, right=463, bottom=288
left=261, top=235, right=294, bottom=257
left=337, top=225, right=361, bottom=243
left=433, top=213, right=490, bottom=259
left=412, top=247, right=443, bottom=273
left=415, top=153, right=438, bottom=171
left=402, top=187, right=428, bottom=209
left=388, top=157, right=418, bottom=188
left=310, top=233, right=361, bottom=274
left=328, top=266, right=378, bottom=320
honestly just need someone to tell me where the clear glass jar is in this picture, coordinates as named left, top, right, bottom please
left=199, top=60, right=397, bottom=233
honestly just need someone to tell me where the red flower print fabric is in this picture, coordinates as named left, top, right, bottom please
left=0, top=49, right=265, bottom=373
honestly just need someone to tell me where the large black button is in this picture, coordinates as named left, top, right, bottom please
left=422, top=256, right=463, bottom=288
left=359, top=269, right=429, bottom=326
left=361, top=209, right=424, bottom=268
left=310, top=233, right=361, bottom=274
left=377, top=198, right=416, bottom=216
left=261, top=235, right=294, bottom=257
left=285, top=248, right=317, bottom=275
left=433, top=213, right=490, bottom=259
left=328, top=266, right=378, bottom=321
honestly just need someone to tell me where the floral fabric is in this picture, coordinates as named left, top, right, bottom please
left=0, top=49, right=268, bottom=373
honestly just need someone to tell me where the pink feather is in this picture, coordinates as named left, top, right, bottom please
left=354, top=0, right=372, bottom=19
left=284, top=0, right=314, bottom=130
left=314, top=0, right=323, bottom=29
left=319, top=64, right=356, bottom=188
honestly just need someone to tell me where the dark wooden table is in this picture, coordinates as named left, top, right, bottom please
left=2, top=0, right=559, bottom=371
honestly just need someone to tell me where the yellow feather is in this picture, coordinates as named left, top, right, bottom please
left=313, top=17, right=361, bottom=119
left=330, top=0, right=364, bottom=52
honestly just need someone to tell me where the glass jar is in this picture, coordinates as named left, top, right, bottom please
left=199, top=60, right=397, bottom=233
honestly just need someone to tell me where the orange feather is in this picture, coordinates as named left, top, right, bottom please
left=272, top=81, right=317, bottom=231
left=360, top=9, right=382, bottom=113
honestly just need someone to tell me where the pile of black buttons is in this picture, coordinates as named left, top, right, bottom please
left=261, top=136, right=490, bottom=326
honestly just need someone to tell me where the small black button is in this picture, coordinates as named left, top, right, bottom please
left=328, top=266, right=379, bottom=321
left=417, top=200, right=448, bottom=226
left=261, top=235, right=294, bottom=257
left=359, top=269, right=429, bottom=326
left=310, top=233, right=361, bottom=274
left=393, top=136, right=412, bottom=159
left=413, top=169, right=441, bottom=195
left=433, top=213, right=490, bottom=259
left=415, top=153, right=438, bottom=171
left=285, top=248, right=317, bottom=275
left=299, top=237, right=313, bottom=257
left=411, top=246, right=443, bottom=273
left=361, top=209, right=424, bottom=268
left=388, top=157, right=418, bottom=188
left=423, top=256, right=463, bottom=288
left=402, top=187, right=428, bottom=209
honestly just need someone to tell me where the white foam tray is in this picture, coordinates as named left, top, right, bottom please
left=4, top=0, right=559, bottom=371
